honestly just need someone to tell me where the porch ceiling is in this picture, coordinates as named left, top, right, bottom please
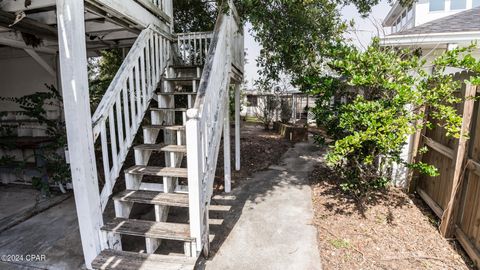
left=0, top=0, right=170, bottom=55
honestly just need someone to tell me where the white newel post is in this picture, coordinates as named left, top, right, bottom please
left=234, top=84, right=241, bottom=171
left=224, top=89, right=232, bottom=192
left=186, top=110, right=204, bottom=254
left=56, top=1, right=103, bottom=268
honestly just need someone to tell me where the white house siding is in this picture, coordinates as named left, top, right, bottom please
left=0, top=47, right=57, bottom=111
left=414, top=0, right=476, bottom=27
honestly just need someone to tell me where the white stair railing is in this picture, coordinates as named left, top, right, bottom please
left=91, top=25, right=173, bottom=211
left=185, top=0, right=243, bottom=255
left=176, top=32, right=213, bottom=66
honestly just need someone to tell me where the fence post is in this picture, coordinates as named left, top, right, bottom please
left=56, top=0, right=103, bottom=268
left=186, top=110, right=203, bottom=254
left=440, top=82, right=477, bottom=237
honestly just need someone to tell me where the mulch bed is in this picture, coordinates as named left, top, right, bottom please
left=309, top=164, right=474, bottom=270
left=215, top=122, right=294, bottom=191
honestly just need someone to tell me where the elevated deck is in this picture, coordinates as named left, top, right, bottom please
left=0, top=0, right=173, bottom=54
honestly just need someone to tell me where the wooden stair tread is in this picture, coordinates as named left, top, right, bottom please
left=164, top=77, right=200, bottom=81
left=134, top=144, right=186, bottom=153
left=143, top=125, right=185, bottom=130
left=125, top=166, right=188, bottom=178
left=151, top=107, right=188, bottom=112
left=113, top=190, right=189, bottom=207
left=101, top=218, right=192, bottom=241
left=171, top=64, right=202, bottom=69
left=92, top=249, right=196, bottom=270
left=157, top=92, right=197, bottom=96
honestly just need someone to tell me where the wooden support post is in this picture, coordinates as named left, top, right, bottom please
left=440, top=83, right=477, bottom=237
left=234, top=84, right=241, bottom=171
left=224, top=89, right=232, bottom=193
left=186, top=112, right=203, bottom=254
left=56, top=1, right=103, bottom=268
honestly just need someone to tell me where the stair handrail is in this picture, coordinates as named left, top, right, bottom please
left=185, top=0, right=243, bottom=255
left=91, top=25, right=173, bottom=211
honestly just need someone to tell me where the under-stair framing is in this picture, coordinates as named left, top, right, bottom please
left=55, top=0, right=244, bottom=269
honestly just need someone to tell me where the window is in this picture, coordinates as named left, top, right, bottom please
left=450, top=0, right=466, bottom=10
left=429, top=0, right=445, bottom=11
left=474, top=0, right=480, bottom=7
left=247, top=95, right=258, bottom=107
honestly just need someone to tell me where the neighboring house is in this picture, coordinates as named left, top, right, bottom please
left=381, top=1, right=480, bottom=188
left=382, top=1, right=480, bottom=67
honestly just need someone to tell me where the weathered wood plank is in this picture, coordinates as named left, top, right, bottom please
left=134, top=144, right=186, bottom=152
left=417, top=187, right=444, bottom=218
left=424, top=137, right=455, bottom=160
left=125, top=165, right=188, bottom=178
left=56, top=1, right=103, bottom=268
left=440, top=82, right=477, bottom=237
left=101, top=218, right=192, bottom=241
left=143, top=124, right=186, bottom=131
left=456, top=227, right=480, bottom=267
left=151, top=107, right=188, bottom=112
left=157, top=92, right=197, bottom=96
left=113, top=190, right=189, bottom=207
left=92, top=249, right=196, bottom=270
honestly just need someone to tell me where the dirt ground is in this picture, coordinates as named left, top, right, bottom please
left=309, top=164, right=474, bottom=270
left=214, top=122, right=294, bottom=191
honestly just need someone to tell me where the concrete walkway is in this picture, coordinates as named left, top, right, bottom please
left=204, top=141, right=322, bottom=270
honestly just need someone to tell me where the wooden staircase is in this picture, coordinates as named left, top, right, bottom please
left=91, top=65, right=203, bottom=269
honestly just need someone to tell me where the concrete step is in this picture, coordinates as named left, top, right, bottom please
left=101, top=218, right=192, bottom=241
left=113, top=190, right=189, bottom=207
left=125, top=165, right=188, bottom=178
left=92, top=249, right=196, bottom=270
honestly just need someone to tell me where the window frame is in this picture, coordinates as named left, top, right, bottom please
left=429, top=0, right=445, bottom=12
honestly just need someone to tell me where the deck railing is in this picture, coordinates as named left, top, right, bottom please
left=91, top=25, right=173, bottom=211
left=185, top=0, right=244, bottom=255
left=176, top=32, right=213, bottom=66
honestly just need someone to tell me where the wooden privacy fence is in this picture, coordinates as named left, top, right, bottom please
left=412, top=71, right=480, bottom=266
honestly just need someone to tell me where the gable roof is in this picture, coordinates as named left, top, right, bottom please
left=394, top=6, right=480, bottom=36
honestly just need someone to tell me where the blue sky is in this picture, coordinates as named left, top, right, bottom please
left=243, top=0, right=391, bottom=88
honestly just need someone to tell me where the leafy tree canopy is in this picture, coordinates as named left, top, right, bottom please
left=172, top=0, right=399, bottom=88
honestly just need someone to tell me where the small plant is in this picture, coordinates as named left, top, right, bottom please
left=330, top=238, right=351, bottom=249
left=255, top=94, right=279, bottom=130
left=0, top=85, right=70, bottom=194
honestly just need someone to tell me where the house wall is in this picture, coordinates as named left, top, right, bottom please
left=415, top=0, right=476, bottom=27
left=0, top=47, right=57, bottom=112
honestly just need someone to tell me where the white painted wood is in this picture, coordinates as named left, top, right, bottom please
left=85, top=0, right=171, bottom=30
left=56, top=1, right=103, bottom=268
left=90, top=25, right=171, bottom=211
left=1, top=0, right=56, bottom=12
left=224, top=91, right=232, bottom=193
left=235, top=83, right=241, bottom=171
left=0, top=33, right=56, bottom=54
left=185, top=1, right=243, bottom=254
left=23, top=49, right=56, bottom=76
left=186, top=115, right=204, bottom=254
left=176, top=32, right=213, bottom=66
